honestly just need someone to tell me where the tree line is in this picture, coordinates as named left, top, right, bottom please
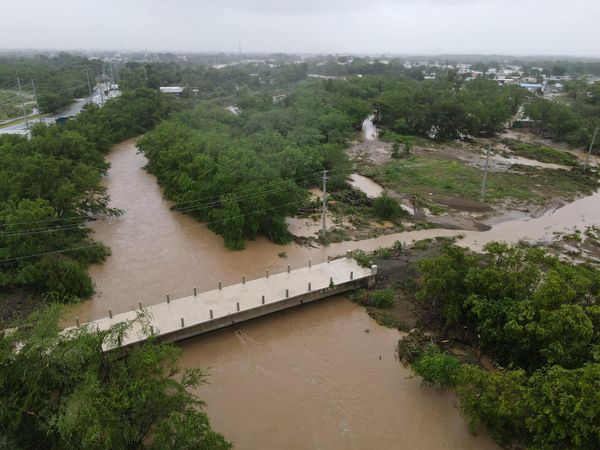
left=0, top=307, right=231, bottom=449
left=525, top=81, right=600, bottom=151
left=0, top=88, right=172, bottom=305
left=137, top=80, right=360, bottom=250
left=375, top=77, right=527, bottom=140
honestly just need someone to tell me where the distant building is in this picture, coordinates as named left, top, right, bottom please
left=520, top=83, right=544, bottom=92
left=225, top=105, right=241, bottom=116
left=159, top=86, right=185, bottom=95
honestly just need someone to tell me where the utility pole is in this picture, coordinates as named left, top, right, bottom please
left=84, top=69, right=93, bottom=104
left=96, top=68, right=104, bottom=105
left=31, top=79, right=41, bottom=123
left=321, top=170, right=328, bottom=237
left=586, top=127, right=598, bottom=168
left=17, top=78, right=29, bottom=129
left=480, top=144, right=491, bottom=202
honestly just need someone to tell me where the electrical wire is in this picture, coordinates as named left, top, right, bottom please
left=0, top=170, right=329, bottom=229
left=170, top=169, right=330, bottom=209
left=0, top=175, right=322, bottom=237
left=0, top=197, right=307, bottom=263
left=171, top=175, right=323, bottom=214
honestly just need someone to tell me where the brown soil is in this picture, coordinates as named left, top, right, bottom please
left=0, top=289, right=44, bottom=324
left=432, top=196, right=492, bottom=212
left=366, top=240, right=487, bottom=365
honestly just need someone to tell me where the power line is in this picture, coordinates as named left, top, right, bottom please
left=0, top=176, right=321, bottom=237
left=0, top=171, right=328, bottom=237
left=0, top=171, right=328, bottom=230
left=0, top=243, right=103, bottom=263
left=172, top=175, right=322, bottom=214
left=170, top=169, right=330, bottom=210
left=0, top=197, right=306, bottom=263
left=0, top=223, right=85, bottom=238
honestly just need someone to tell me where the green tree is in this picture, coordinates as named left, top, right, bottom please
left=0, top=307, right=231, bottom=450
left=456, top=366, right=528, bottom=446
left=372, top=195, right=406, bottom=221
left=412, top=346, right=460, bottom=389
left=525, top=364, right=600, bottom=449
left=417, top=245, right=478, bottom=326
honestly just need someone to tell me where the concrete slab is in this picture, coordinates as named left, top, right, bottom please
left=68, top=257, right=375, bottom=348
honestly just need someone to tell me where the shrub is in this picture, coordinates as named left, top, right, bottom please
left=353, top=250, right=373, bottom=268
left=351, top=288, right=394, bottom=309
left=372, top=195, right=407, bottom=221
left=371, top=288, right=395, bottom=308
left=412, top=346, right=461, bottom=389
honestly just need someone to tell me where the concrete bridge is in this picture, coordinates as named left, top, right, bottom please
left=73, top=253, right=377, bottom=348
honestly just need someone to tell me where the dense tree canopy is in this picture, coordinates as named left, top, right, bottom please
left=0, top=307, right=230, bottom=449
left=0, top=88, right=172, bottom=303
left=375, top=78, right=526, bottom=140
left=137, top=81, right=357, bottom=249
left=408, top=242, right=600, bottom=448
left=0, top=53, right=103, bottom=113
left=525, top=81, right=600, bottom=150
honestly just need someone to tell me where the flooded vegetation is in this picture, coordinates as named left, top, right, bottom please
left=2, top=42, right=600, bottom=449
left=73, top=137, right=600, bottom=448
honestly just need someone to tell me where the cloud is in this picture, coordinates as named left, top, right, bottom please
left=0, top=0, right=598, bottom=56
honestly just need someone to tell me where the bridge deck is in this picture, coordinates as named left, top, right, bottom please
left=76, top=256, right=375, bottom=348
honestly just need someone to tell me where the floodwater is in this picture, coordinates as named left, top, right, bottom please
left=77, top=138, right=600, bottom=449
left=496, top=154, right=569, bottom=170
left=180, top=298, right=496, bottom=450
left=362, top=115, right=378, bottom=141
left=348, top=173, right=384, bottom=198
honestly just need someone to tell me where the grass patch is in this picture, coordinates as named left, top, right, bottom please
left=503, top=140, right=580, bottom=166
left=367, top=309, right=410, bottom=331
left=351, top=288, right=395, bottom=309
left=365, top=155, right=598, bottom=205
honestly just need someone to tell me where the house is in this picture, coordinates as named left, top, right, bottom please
left=159, top=86, right=185, bottom=95
left=519, top=83, right=544, bottom=93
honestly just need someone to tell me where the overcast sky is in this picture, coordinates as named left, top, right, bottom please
left=2, top=0, right=598, bottom=56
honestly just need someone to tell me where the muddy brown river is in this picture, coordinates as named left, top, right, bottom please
left=73, top=138, right=600, bottom=449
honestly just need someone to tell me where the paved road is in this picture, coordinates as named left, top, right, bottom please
left=0, top=84, right=119, bottom=135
